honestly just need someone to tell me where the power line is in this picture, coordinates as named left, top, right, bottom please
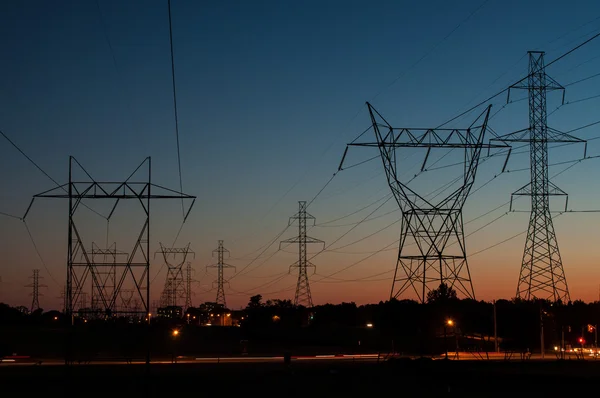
left=370, top=0, right=492, bottom=102
left=23, top=221, right=60, bottom=286
left=167, top=0, right=185, bottom=218
left=436, top=31, right=600, bottom=129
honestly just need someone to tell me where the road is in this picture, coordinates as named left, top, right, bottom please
left=2, top=350, right=596, bottom=366
left=0, top=353, right=382, bottom=366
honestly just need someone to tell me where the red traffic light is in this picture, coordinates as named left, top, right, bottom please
left=579, top=337, right=585, bottom=344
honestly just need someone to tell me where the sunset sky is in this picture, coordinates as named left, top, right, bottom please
left=1, top=0, right=600, bottom=310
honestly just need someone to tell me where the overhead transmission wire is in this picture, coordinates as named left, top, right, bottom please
left=238, top=129, right=505, bottom=287
left=228, top=11, right=600, bottom=295
left=150, top=1, right=191, bottom=284
left=293, top=29, right=600, bottom=287
left=314, top=136, right=600, bottom=281
left=0, top=128, right=114, bottom=286
left=167, top=0, right=184, bottom=219
left=228, top=2, right=495, bottom=295
left=436, top=31, right=600, bottom=130
left=369, top=0, right=492, bottom=102
left=226, top=0, right=492, bottom=274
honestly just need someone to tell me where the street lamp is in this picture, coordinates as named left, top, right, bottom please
left=444, top=319, right=454, bottom=360
left=171, top=329, right=180, bottom=363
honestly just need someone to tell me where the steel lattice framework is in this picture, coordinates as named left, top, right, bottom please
left=280, top=201, right=325, bottom=307
left=343, top=103, right=508, bottom=303
left=24, top=157, right=196, bottom=322
left=156, top=243, right=194, bottom=308
left=26, top=269, right=46, bottom=312
left=491, top=51, right=586, bottom=302
left=89, top=242, right=126, bottom=317
left=207, top=240, right=234, bottom=308
left=185, top=261, right=193, bottom=309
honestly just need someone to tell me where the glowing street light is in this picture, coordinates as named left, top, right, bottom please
left=444, top=319, right=455, bottom=360
left=366, top=323, right=373, bottom=328
left=172, top=329, right=180, bottom=337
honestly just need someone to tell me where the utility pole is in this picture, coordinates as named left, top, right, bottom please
left=57, top=285, right=67, bottom=314
left=493, top=300, right=498, bottom=353
left=492, top=51, right=586, bottom=302
left=185, top=262, right=193, bottom=310
left=26, top=269, right=46, bottom=312
left=280, top=201, right=325, bottom=307
left=540, top=304, right=545, bottom=359
left=207, top=240, right=235, bottom=308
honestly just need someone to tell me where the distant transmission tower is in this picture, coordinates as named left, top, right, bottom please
left=26, top=269, right=46, bottom=312
left=57, top=286, right=66, bottom=313
left=156, top=243, right=194, bottom=308
left=185, top=262, right=193, bottom=309
left=342, top=103, right=507, bottom=302
left=280, top=201, right=325, bottom=308
left=492, top=51, right=586, bottom=302
left=89, top=242, right=125, bottom=317
left=207, top=240, right=235, bottom=308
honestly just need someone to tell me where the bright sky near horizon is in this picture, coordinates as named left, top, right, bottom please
left=2, top=0, right=600, bottom=310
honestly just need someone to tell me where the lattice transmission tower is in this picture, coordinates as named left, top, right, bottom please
left=280, top=201, right=325, bottom=307
left=342, top=103, right=508, bottom=303
left=491, top=51, right=586, bottom=302
left=185, top=261, right=194, bottom=309
left=24, top=157, right=196, bottom=324
left=207, top=240, right=235, bottom=308
left=156, top=243, right=194, bottom=308
left=26, top=269, right=46, bottom=312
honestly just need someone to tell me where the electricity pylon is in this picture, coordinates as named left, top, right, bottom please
left=25, top=156, right=196, bottom=324
left=342, top=103, right=508, bottom=303
left=280, top=201, right=325, bottom=308
left=207, top=240, right=235, bottom=308
left=492, top=51, right=586, bottom=302
left=155, top=243, right=195, bottom=308
left=26, top=269, right=46, bottom=312
left=185, top=262, right=193, bottom=309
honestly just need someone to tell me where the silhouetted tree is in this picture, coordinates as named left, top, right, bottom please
left=247, top=295, right=263, bottom=309
left=426, top=283, right=457, bottom=303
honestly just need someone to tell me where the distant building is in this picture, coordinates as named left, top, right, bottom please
left=157, top=306, right=183, bottom=318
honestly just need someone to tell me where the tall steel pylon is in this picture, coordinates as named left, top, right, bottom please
left=207, top=240, right=235, bottom=308
left=24, top=156, right=196, bottom=366
left=24, top=157, right=196, bottom=322
left=185, top=261, right=193, bottom=309
left=492, top=51, right=586, bottom=302
left=342, top=103, right=508, bottom=303
left=156, top=243, right=194, bottom=308
left=280, top=201, right=325, bottom=307
left=26, top=269, right=46, bottom=312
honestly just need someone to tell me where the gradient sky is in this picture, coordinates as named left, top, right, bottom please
left=1, top=0, right=600, bottom=310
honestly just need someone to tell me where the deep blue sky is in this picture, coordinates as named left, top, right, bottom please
left=2, top=0, right=600, bottom=309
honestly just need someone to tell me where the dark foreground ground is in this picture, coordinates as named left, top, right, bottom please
left=2, top=359, right=600, bottom=397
